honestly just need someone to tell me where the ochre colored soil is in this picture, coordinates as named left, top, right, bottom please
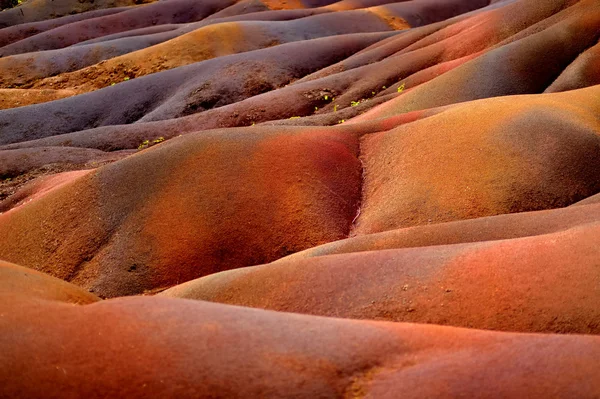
left=2, top=0, right=600, bottom=396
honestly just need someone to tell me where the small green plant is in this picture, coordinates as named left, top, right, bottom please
left=138, top=137, right=165, bottom=150
left=324, top=95, right=329, bottom=101
left=314, top=106, right=318, bottom=111
left=2, top=0, right=22, bottom=8
left=334, top=104, right=338, bottom=112
left=382, top=86, right=386, bottom=89
left=397, top=82, right=406, bottom=93
left=338, top=119, right=345, bottom=124
left=289, top=116, right=301, bottom=120
left=350, top=100, right=360, bottom=107
left=123, top=77, right=130, bottom=81
left=110, top=82, right=116, bottom=86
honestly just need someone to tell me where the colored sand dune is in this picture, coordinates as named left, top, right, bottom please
left=1, top=0, right=600, bottom=396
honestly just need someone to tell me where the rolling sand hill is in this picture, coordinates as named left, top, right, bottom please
left=1, top=0, right=600, bottom=396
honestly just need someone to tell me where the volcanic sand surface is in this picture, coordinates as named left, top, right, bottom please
left=2, top=296, right=600, bottom=398
left=0, top=128, right=362, bottom=297
left=2, top=0, right=600, bottom=395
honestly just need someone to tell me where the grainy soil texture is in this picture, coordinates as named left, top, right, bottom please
left=2, top=0, right=600, bottom=397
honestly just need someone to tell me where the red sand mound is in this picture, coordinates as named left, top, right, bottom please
left=0, top=128, right=361, bottom=297
left=0, top=169, right=93, bottom=212
left=2, top=295, right=600, bottom=398
left=1, top=86, right=599, bottom=298
left=283, top=200, right=600, bottom=260
left=0, top=260, right=100, bottom=303
left=2, top=0, right=600, bottom=393
left=161, top=219, right=600, bottom=333
left=353, top=86, right=600, bottom=233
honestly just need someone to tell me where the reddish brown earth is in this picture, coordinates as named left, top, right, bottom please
left=1, top=0, right=600, bottom=395
left=161, top=217, right=600, bottom=333
left=3, top=296, right=600, bottom=398
left=0, top=259, right=100, bottom=303
left=0, top=88, right=80, bottom=109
